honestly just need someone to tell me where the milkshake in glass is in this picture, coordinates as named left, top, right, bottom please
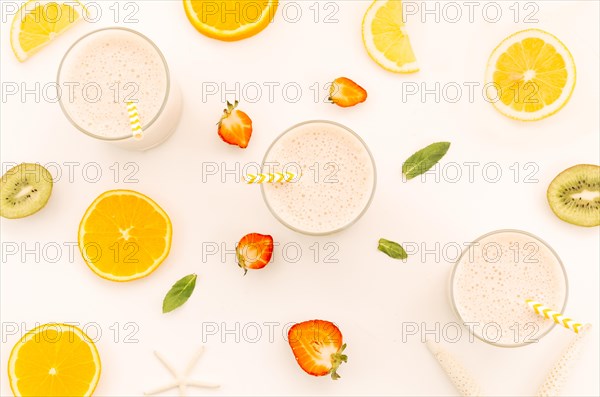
left=450, top=230, right=568, bottom=347
left=58, top=27, right=182, bottom=150
left=261, top=121, right=376, bottom=235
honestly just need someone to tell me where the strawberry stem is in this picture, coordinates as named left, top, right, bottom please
left=329, top=343, right=347, bottom=380
left=237, top=253, right=247, bottom=275
left=226, top=100, right=239, bottom=113
left=218, top=100, right=241, bottom=126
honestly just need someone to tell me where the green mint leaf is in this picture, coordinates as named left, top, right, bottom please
left=162, top=274, right=197, bottom=313
left=378, top=239, right=408, bottom=260
left=402, top=142, right=451, bottom=180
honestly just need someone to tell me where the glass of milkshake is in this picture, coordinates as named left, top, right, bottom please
left=57, top=27, right=182, bottom=150
left=450, top=230, right=568, bottom=347
left=261, top=120, right=376, bottom=235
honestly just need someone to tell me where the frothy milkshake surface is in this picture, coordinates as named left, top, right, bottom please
left=59, top=29, right=168, bottom=138
left=452, top=230, right=567, bottom=346
left=262, top=121, right=375, bottom=234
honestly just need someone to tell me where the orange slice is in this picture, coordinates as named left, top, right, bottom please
left=78, top=190, right=172, bottom=282
left=183, top=0, right=278, bottom=41
left=8, top=323, right=101, bottom=397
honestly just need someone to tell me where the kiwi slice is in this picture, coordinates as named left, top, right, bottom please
left=547, top=164, right=600, bottom=227
left=0, top=163, right=53, bottom=219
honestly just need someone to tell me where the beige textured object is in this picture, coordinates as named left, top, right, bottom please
left=426, top=340, right=483, bottom=396
left=537, top=324, right=592, bottom=397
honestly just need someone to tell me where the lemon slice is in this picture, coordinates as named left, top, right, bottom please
left=183, top=0, right=278, bottom=41
left=362, top=0, right=419, bottom=73
left=8, top=323, right=101, bottom=397
left=10, top=0, right=86, bottom=62
left=485, top=29, right=576, bottom=121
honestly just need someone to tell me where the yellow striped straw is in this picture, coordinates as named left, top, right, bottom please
left=525, top=299, right=584, bottom=334
left=245, top=172, right=298, bottom=184
left=127, top=101, right=143, bottom=139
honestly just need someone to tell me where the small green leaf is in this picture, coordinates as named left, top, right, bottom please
left=162, top=274, right=197, bottom=313
left=378, top=239, right=408, bottom=260
left=402, top=142, right=451, bottom=180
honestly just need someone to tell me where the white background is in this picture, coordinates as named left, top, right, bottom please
left=1, top=1, right=599, bottom=396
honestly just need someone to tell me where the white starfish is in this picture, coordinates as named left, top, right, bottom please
left=144, top=346, right=220, bottom=396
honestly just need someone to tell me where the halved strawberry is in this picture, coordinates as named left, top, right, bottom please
left=288, top=320, right=347, bottom=380
left=236, top=233, right=273, bottom=274
left=329, top=77, right=367, bottom=108
left=217, top=100, right=253, bottom=148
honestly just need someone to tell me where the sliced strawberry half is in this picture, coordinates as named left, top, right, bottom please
left=217, top=100, right=253, bottom=148
left=236, top=233, right=273, bottom=274
left=329, top=77, right=367, bottom=108
left=288, top=320, right=347, bottom=380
